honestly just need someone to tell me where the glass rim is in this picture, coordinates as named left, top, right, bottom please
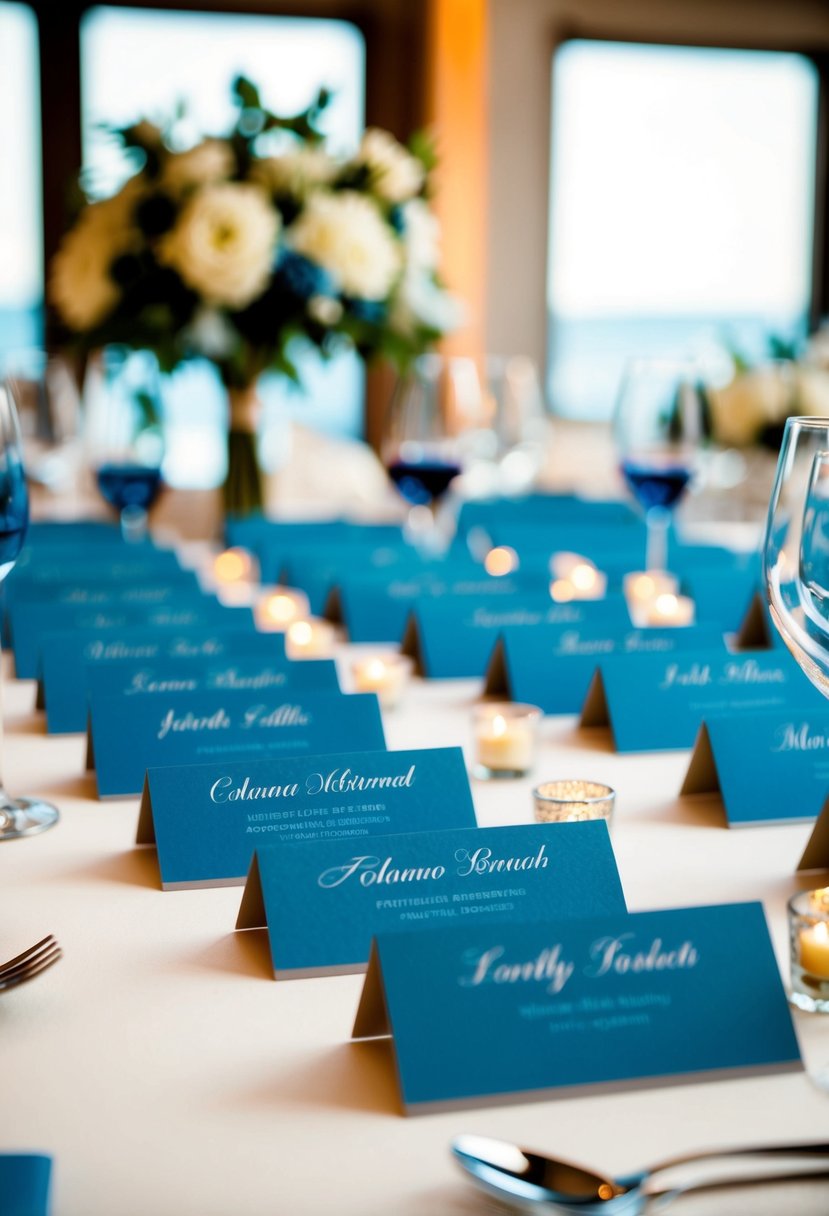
left=533, top=779, right=615, bottom=805
left=788, top=888, right=829, bottom=917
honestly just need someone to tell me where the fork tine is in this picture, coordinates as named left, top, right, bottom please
left=0, top=934, right=56, bottom=976
left=0, top=937, right=59, bottom=982
left=0, top=947, right=62, bottom=991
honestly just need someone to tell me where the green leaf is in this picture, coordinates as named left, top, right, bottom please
left=232, top=76, right=262, bottom=112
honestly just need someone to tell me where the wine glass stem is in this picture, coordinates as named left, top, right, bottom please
left=645, top=506, right=671, bottom=572
left=120, top=505, right=148, bottom=544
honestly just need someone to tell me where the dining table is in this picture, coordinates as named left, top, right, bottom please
left=2, top=436, right=829, bottom=1216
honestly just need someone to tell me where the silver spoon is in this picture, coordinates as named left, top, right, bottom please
left=451, top=1133, right=829, bottom=1213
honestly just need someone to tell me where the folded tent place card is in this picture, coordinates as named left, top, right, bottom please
left=139, top=746, right=474, bottom=888
left=331, top=567, right=546, bottom=644
left=41, top=626, right=286, bottom=734
left=11, top=594, right=244, bottom=679
left=485, top=624, right=725, bottom=715
left=403, top=595, right=631, bottom=679
left=90, top=688, right=386, bottom=798
left=680, top=708, right=829, bottom=827
left=581, top=649, right=825, bottom=753
left=681, top=567, right=762, bottom=636
left=456, top=493, right=641, bottom=535
left=237, top=821, right=626, bottom=978
left=352, top=901, right=801, bottom=1114
left=86, top=654, right=339, bottom=703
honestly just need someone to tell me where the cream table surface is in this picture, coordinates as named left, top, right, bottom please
left=2, top=538, right=829, bottom=1215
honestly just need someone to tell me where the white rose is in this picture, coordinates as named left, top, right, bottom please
left=709, top=367, right=792, bottom=447
left=353, top=128, right=425, bottom=203
left=288, top=190, right=401, bottom=299
left=390, top=269, right=463, bottom=336
left=252, top=148, right=336, bottom=198
left=48, top=181, right=143, bottom=331
left=161, top=140, right=234, bottom=193
left=159, top=182, right=279, bottom=309
left=400, top=198, right=440, bottom=271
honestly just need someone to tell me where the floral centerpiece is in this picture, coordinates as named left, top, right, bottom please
left=50, top=77, right=458, bottom=514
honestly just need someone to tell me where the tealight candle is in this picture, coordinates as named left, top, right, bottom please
left=351, top=653, right=414, bottom=709
left=643, top=592, right=695, bottom=628
left=472, top=702, right=541, bottom=779
left=788, top=888, right=829, bottom=1013
left=213, top=547, right=255, bottom=584
left=549, top=559, right=606, bottom=602
left=484, top=546, right=519, bottom=577
left=533, top=779, right=616, bottom=825
left=286, top=617, right=335, bottom=659
left=624, top=570, right=679, bottom=606
left=255, top=586, right=310, bottom=632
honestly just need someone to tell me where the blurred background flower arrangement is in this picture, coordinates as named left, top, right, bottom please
left=48, top=76, right=459, bottom=514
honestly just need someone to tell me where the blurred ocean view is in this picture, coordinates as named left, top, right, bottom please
left=547, top=311, right=807, bottom=420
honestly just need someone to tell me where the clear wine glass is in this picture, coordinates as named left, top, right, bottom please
left=613, top=357, right=707, bottom=572
left=85, top=347, right=164, bottom=541
left=0, top=380, right=60, bottom=840
left=764, top=416, right=829, bottom=1090
left=382, top=354, right=476, bottom=553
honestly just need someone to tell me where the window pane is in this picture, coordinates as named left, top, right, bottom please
left=548, top=41, right=819, bottom=419
left=0, top=2, right=42, bottom=359
left=80, top=6, right=366, bottom=487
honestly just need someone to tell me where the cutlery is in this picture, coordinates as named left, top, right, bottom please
left=451, top=1133, right=829, bottom=1213
left=0, top=935, right=62, bottom=992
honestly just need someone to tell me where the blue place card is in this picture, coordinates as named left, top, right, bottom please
left=5, top=568, right=199, bottom=607
left=485, top=624, right=726, bottom=715
left=138, top=746, right=472, bottom=889
left=11, top=595, right=240, bottom=679
left=287, top=547, right=478, bottom=616
left=90, top=688, right=386, bottom=798
left=0, top=1153, right=53, bottom=1216
left=41, top=626, right=284, bottom=734
left=484, top=523, right=647, bottom=569
left=681, top=709, right=829, bottom=827
left=237, top=821, right=626, bottom=978
left=13, top=543, right=181, bottom=577
left=352, top=902, right=801, bottom=1113
left=333, top=568, right=547, bottom=644
left=403, top=595, right=631, bottom=679
left=87, top=654, right=339, bottom=702
left=682, top=568, right=761, bottom=635
left=457, top=494, right=641, bottom=535
left=581, top=648, right=825, bottom=753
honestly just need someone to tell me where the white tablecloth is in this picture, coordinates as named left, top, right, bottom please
left=2, top=547, right=829, bottom=1215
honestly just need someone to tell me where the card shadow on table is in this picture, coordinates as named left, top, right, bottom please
left=60, top=846, right=160, bottom=889
left=194, top=930, right=272, bottom=981
left=242, top=1038, right=402, bottom=1116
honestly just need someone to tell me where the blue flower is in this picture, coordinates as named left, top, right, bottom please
left=345, top=296, right=387, bottom=323
left=274, top=250, right=335, bottom=301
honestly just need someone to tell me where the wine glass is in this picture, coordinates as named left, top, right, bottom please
left=85, top=347, right=164, bottom=541
left=613, top=357, right=707, bottom=572
left=0, top=381, right=60, bottom=840
left=382, top=354, right=476, bottom=553
left=764, top=416, right=829, bottom=1089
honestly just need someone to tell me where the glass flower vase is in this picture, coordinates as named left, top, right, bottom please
left=225, top=382, right=264, bottom=517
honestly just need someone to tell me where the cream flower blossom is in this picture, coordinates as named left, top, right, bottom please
left=353, top=128, right=425, bottom=203
left=251, top=147, right=336, bottom=198
left=287, top=190, right=401, bottom=299
left=161, top=139, right=235, bottom=193
left=49, top=180, right=143, bottom=330
left=400, top=198, right=440, bottom=271
left=159, top=182, right=279, bottom=309
left=390, top=268, right=463, bottom=337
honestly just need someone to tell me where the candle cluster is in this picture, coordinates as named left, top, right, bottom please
left=788, top=887, right=829, bottom=1013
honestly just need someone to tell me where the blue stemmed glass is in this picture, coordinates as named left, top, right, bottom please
left=0, top=381, right=59, bottom=840
left=613, top=357, right=706, bottom=572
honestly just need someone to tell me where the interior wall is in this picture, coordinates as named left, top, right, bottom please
left=486, top=0, right=829, bottom=392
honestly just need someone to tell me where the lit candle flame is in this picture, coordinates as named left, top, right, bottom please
left=655, top=593, right=679, bottom=616
left=570, top=563, right=598, bottom=592
left=485, top=546, right=518, bottom=577
left=214, top=548, right=251, bottom=583
left=491, top=714, right=508, bottom=738
left=288, top=621, right=313, bottom=647
left=264, top=593, right=301, bottom=625
left=550, top=578, right=575, bottom=602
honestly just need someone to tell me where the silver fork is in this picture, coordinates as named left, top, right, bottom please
left=0, top=934, right=62, bottom=992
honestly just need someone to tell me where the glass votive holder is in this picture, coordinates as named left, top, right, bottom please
left=351, top=653, right=414, bottom=709
left=255, top=586, right=311, bottom=632
left=532, top=779, right=616, bottom=825
left=286, top=617, right=335, bottom=659
left=472, top=702, right=541, bottom=780
left=788, top=888, right=829, bottom=1013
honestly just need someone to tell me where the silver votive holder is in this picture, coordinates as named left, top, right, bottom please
left=788, top=888, right=829, bottom=1013
left=532, top=779, right=616, bottom=825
